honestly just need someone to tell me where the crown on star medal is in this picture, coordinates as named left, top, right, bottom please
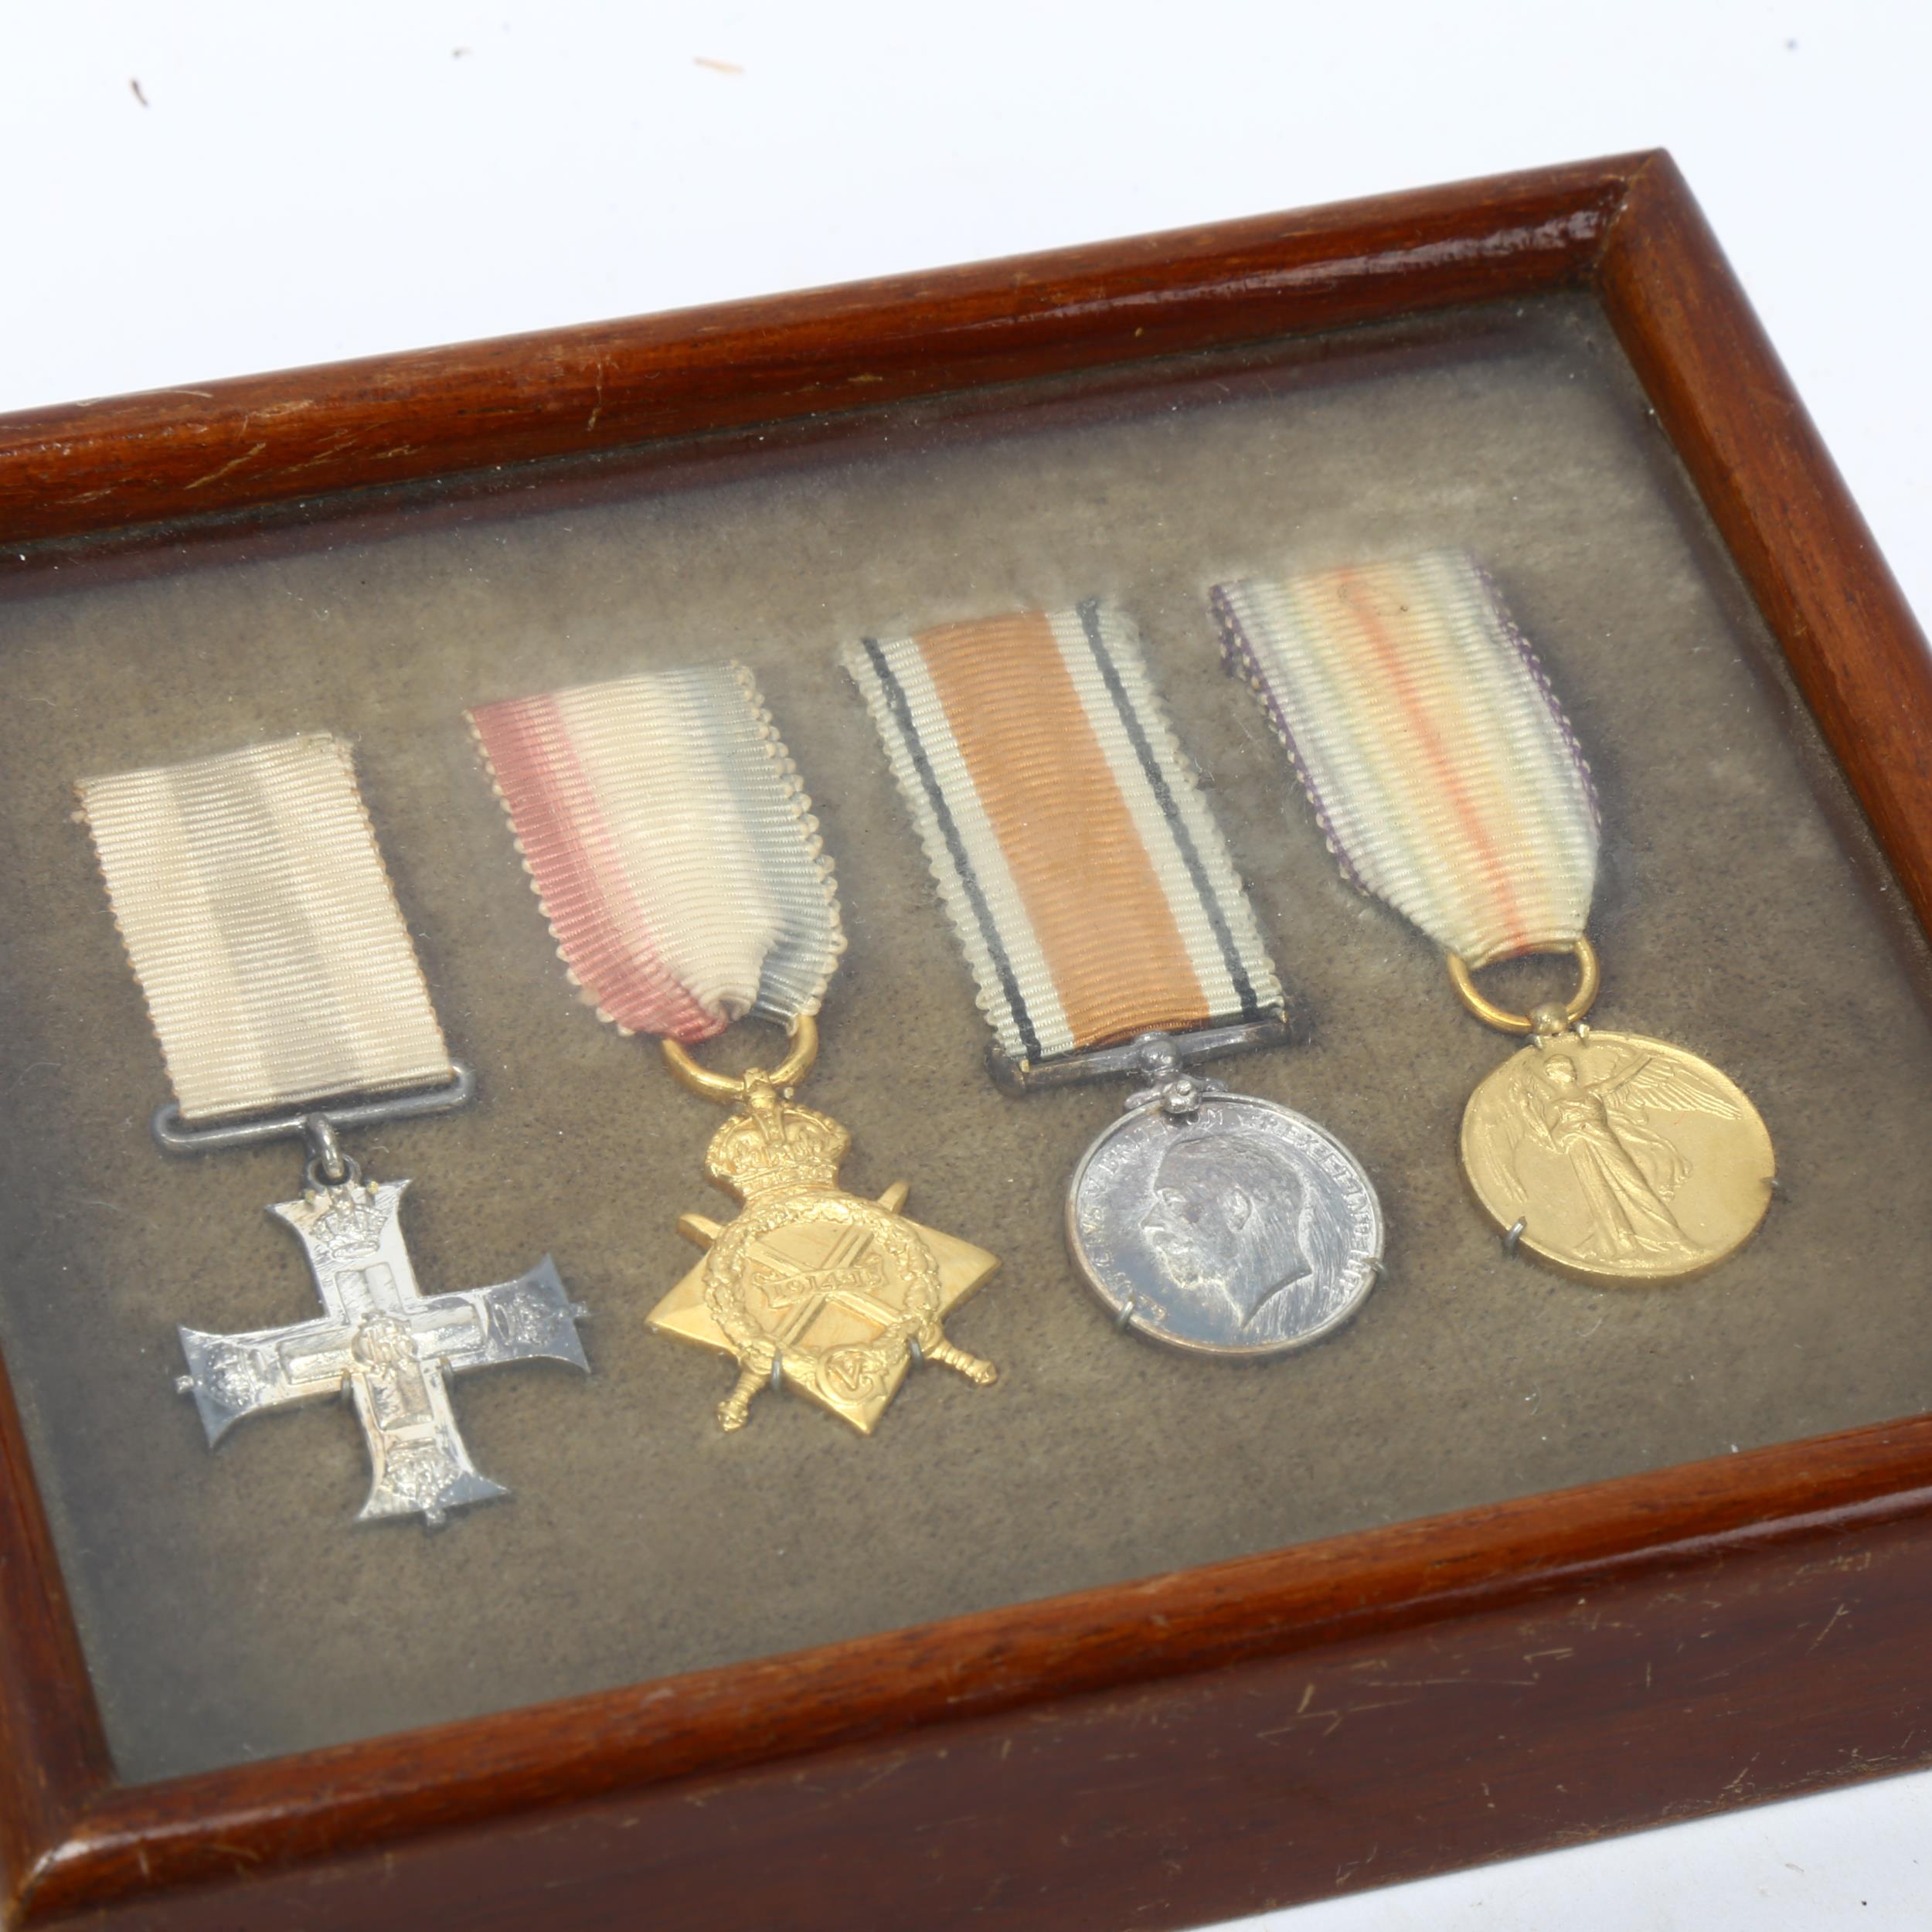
left=702, top=1083, right=850, bottom=1200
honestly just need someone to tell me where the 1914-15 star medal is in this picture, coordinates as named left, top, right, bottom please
left=650, top=1042, right=997, bottom=1434
left=472, top=662, right=1003, bottom=1435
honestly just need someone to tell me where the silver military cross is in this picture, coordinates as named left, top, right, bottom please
left=176, top=1174, right=589, bottom=1526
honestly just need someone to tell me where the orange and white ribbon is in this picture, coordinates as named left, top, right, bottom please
left=469, top=663, right=843, bottom=1043
left=77, top=733, right=453, bottom=1124
left=845, top=601, right=1281, bottom=1067
left=1213, top=553, right=1600, bottom=968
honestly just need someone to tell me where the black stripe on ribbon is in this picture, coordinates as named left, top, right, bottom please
left=859, top=638, right=1045, bottom=1065
left=1076, top=599, right=1264, bottom=1024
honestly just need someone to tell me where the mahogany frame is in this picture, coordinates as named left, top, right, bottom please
left=2, top=151, right=1929, bottom=1930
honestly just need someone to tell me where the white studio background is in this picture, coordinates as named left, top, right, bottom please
left=2, top=3, right=1928, bottom=1927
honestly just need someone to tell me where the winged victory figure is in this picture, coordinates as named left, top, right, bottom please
left=1474, top=1039, right=1740, bottom=1266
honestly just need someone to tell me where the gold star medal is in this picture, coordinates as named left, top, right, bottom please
left=651, top=1019, right=995, bottom=1433
left=471, top=662, right=998, bottom=1432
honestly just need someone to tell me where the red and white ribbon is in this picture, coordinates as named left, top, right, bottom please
left=470, top=663, right=843, bottom=1043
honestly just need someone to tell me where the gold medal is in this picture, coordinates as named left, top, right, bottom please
left=648, top=1019, right=998, bottom=1432
left=1451, top=944, right=1774, bottom=1282
left=1215, top=553, right=1777, bottom=1284
left=470, top=662, right=1002, bottom=1436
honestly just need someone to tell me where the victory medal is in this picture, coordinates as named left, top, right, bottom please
left=469, top=662, right=997, bottom=1433
left=846, top=602, right=1384, bottom=1357
left=1215, top=552, right=1775, bottom=1282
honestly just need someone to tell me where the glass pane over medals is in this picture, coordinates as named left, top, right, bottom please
left=0, top=292, right=1927, bottom=1778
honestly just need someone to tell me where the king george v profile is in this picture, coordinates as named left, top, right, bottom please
left=1138, top=1130, right=1341, bottom=1342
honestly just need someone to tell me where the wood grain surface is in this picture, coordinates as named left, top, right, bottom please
left=1598, top=153, right=1932, bottom=936
left=0, top=155, right=1634, bottom=548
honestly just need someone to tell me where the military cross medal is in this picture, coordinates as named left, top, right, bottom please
left=470, top=661, right=999, bottom=1435
left=79, top=733, right=589, bottom=1526
left=178, top=1172, right=587, bottom=1524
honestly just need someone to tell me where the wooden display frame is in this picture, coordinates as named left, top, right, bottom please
left=2, top=150, right=1929, bottom=1930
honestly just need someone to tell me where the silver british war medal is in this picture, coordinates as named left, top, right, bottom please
left=845, top=601, right=1384, bottom=1358
left=468, top=662, right=998, bottom=1436
left=78, top=733, right=588, bottom=1527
